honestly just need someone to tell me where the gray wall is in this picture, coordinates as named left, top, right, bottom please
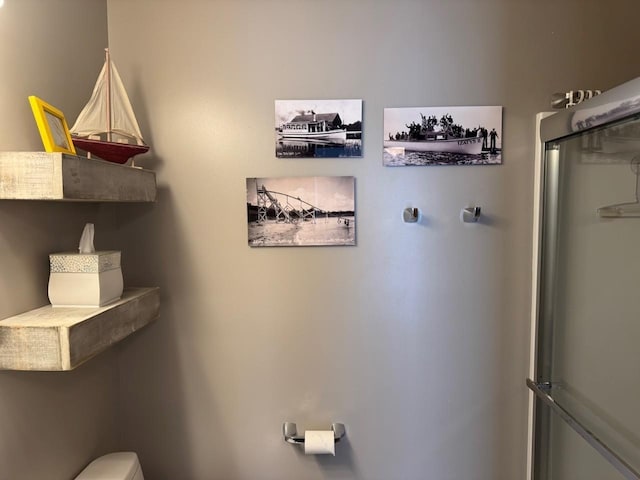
left=0, top=1, right=118, bottom=479
left=106, top=1, right=640, bottom=479
left=2, top=1, right=639, bottom=479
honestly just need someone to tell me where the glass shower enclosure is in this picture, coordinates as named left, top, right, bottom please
left=529, top=78, right=640, bottom=480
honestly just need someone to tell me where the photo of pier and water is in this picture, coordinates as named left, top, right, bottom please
left=246, top=176, right=356, bottom=247
left=383, top=105, right=503, bottom=166
left=275, top=99, right=362, bottom=158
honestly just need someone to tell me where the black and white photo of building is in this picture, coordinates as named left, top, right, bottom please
left=246, top=176, right=356, bottom=247
left=275, top=99, right=362, bottom=158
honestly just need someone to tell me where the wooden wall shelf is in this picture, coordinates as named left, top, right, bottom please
left=0, top=152, right=156, bottom=202
left=0, top=287, right=160, bottom=371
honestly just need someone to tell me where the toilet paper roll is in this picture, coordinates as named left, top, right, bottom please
left=304, top=430, right=335, bottom=456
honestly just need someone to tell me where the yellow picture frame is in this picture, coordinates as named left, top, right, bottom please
left=28, top=96, right=76, bottom=155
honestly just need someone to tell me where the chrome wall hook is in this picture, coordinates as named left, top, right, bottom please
left=461, top=206, right=481, bottom=223
left=283, top=422, right=346, bottom=445
left=403, top=207, right=419, bottom=223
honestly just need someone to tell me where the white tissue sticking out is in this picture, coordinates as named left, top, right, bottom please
left=304, top=430, right=335, bottom=455
left=78, top=223, right=95, bottom=254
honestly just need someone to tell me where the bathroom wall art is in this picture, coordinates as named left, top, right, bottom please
left=275, top=99, right=362, bottom=158
left=383, top=105, right=503, bottom=166
left=28, top=96, right=76, bottom=155
left=246, top=176, right=356, bottom=247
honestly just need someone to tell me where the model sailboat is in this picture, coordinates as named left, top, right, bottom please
left=70, top=49, right=149, bottom=164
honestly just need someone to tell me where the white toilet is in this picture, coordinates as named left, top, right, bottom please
left=74, top=452, right=144, bottom=480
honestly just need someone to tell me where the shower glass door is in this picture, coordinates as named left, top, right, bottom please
left=531, top=79, right=640, bottom=480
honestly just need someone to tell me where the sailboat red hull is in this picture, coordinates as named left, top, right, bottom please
left=72, top=137, right=149, bottom=164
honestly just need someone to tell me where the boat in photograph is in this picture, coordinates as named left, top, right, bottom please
left=70, top=48, right=149, bottom=165
left=278, top=112, right=347, bottom=141
left=383, top=136, right=483, bottom=155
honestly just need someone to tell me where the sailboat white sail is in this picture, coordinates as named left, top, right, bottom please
left=70, top=49, right=149, bottom=164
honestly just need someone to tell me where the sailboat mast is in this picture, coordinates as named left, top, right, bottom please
left=105, top=48, right=112, bottom=143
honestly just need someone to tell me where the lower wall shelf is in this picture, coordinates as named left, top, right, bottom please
left=0, top=287, right=160, bottom=371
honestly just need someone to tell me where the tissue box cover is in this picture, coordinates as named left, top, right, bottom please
left=48, top=251, right=123, bottom=307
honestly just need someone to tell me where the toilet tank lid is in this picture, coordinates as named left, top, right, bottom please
left=75, top=452, right=142, bottom=480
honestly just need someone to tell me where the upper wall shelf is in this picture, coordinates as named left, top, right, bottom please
left=0, top=152, right=156, bottom=202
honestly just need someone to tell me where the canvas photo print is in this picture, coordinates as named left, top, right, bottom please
left=246, top=176, right=356, bottom=247
left=383, top=106, right=503, bottom=166
left=275, top=99, right=362, bottom=158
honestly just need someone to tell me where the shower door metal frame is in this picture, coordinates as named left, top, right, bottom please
left=528, top=76, right=640, bottom=480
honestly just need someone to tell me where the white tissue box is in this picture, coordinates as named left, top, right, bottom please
left=48, top=251, right=123, bottom=307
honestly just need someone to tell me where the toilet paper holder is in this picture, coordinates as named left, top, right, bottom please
left=283, top=422, right=346, bottom=445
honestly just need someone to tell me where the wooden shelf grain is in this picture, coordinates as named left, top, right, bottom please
left=0, top=287, right=159, bottom=371
left=0, top=152, right=156, bottom=202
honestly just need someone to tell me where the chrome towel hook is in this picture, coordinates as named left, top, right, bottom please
left=283, top=422, right=346, bottom=445
left=461, top=206, right=481, bottom=223
left=403, top=207, right=419, bottom=223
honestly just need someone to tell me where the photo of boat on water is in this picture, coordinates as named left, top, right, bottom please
left=383, top=105, right=503, bottom=166
left=246, top=176, right=356, bottom=247
left=275, top=99, right=362, bottom=158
